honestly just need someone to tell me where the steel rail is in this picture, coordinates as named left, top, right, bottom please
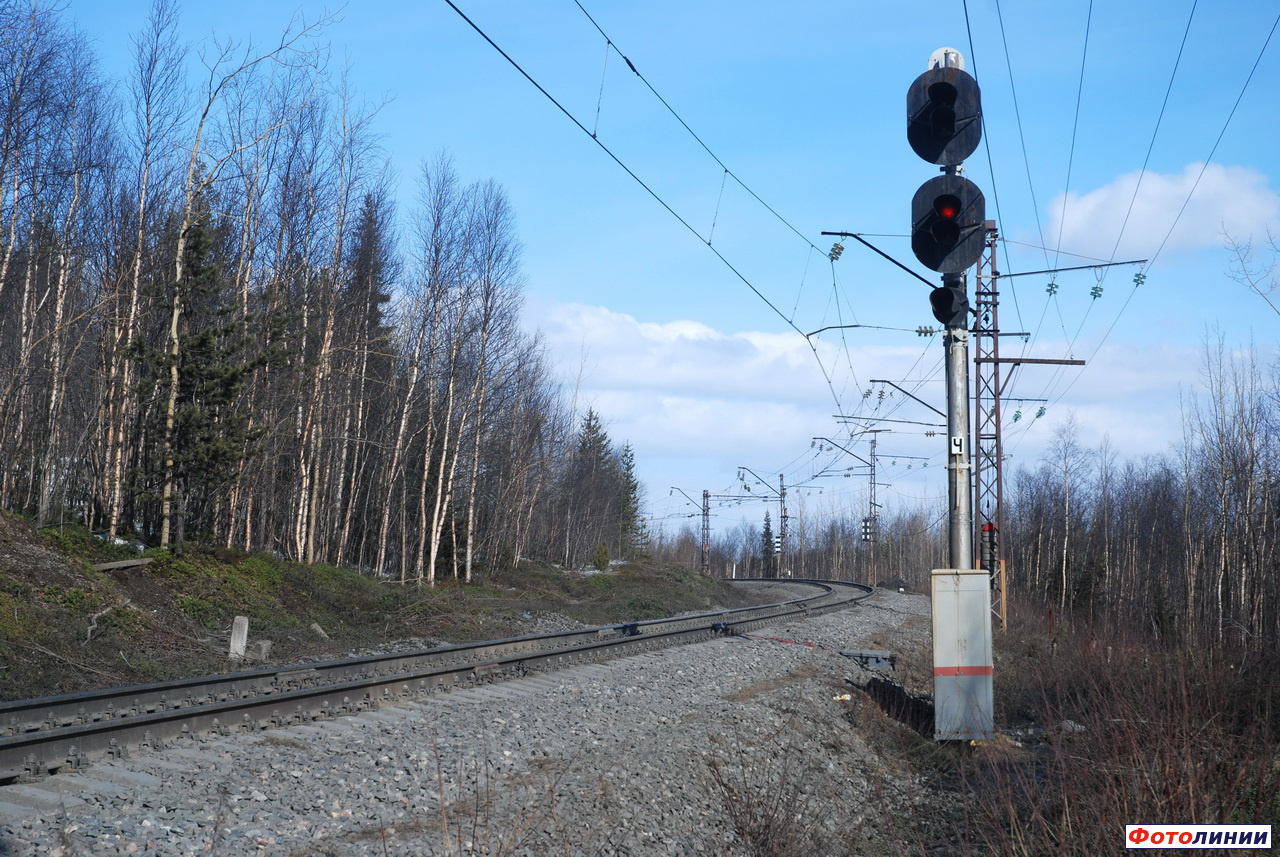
left=0, top=578, right=872, bottom=783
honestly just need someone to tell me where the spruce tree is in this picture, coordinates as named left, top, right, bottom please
left=136, top=196, right=268, bottom=545
left=562, top=408, right=620, bottom=567
left=761, top=511, right=775, bottom=579
left=616, top=443, right=643, bottom=559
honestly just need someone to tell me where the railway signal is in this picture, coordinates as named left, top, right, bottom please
left=980, top=523, right=998, bottom=573
left=929, top=280, right=969, bottom=328
left=907, top=48, right=993, bottom=742
left=911, top=174, right=986, bottom=275
left=906, top=63, right=982, bottom=166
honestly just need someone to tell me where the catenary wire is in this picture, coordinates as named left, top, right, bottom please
left=1051, top=0, right=1093, bottom=273
left=1102, top=0, right=1198, bottom=269
left=1145, top=8, right=1280, bottom=268
left=1026, top=6, right=1279, bottom=426
left=1047, top=0, right=1198, bottom=374
left=572, top=0, right=861, bottom=391
left=570, top=0, right=823, bottom=254
left=443, top=0, right=854, bottom=418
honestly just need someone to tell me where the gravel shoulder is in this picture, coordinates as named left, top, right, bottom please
left=1, top=590, right=957, bottom=857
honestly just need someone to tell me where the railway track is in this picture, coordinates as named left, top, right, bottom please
left=0, top=578, right=872, bottom=785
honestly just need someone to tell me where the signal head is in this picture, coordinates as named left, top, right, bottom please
left=929, top=283, right=969, bottom=328
left=907, top=66, right=982, bottom=165
left=911, top=175, right=986, bottom=273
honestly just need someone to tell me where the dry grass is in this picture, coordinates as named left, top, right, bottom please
left=0, top=512, right=757, bottom=701
left=952, top=601, right=1280, bottom=856
left=702, top=723, right=832, bottom=857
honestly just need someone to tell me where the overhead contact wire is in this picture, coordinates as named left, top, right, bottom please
left=1146, top=7, right=1279, bottom=268
left=571, top=0, right=821, bottom=253
left=444, top=0, right=851, bottom=417
left=1043, top=5, right=1279, bottom=418
left=1043, top=0, right=1199, bottom=398
left=1105, top=0, right=1197, bottom=268
left=1037, top=0, right=1097, bottom=400
left=444, top=1, right=792, bottom=324
left=992, top=0, right=1048, bottom=271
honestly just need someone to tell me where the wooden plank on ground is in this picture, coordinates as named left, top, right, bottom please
left=92, top=558, right=153, bottom=572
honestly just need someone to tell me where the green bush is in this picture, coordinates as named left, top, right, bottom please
left=38, top=523, right=141, bottom=562
left=0, top=592, right=44, bottom=641
left=41, top=586, right=100, bottom=612
left=237, top=556, right=284, bottom=593
left=177, top=594, right=226, bottom=629
left=38, top=524, right=91, bottom=556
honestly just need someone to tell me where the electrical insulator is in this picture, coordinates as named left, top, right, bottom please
left=829, top=242, right=844, bottom=261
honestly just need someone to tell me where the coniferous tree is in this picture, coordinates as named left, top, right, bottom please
left=616, top=443, right=642, bottom=559
left=564, top=408, right=617, bottom=567
left=333, top=190, right=396, bottom=567
left=138, top=198, right=267, bottom=545
left=761, top=511, right=775, bottom=579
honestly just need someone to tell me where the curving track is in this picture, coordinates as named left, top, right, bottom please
left=0, top=578, right=872, bottom=784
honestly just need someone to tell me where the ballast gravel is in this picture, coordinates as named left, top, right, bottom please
left=0, top=588, right=944, bottom=856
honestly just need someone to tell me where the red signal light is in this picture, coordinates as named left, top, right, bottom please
left=935, top=194, right=961, bottom=220
left=930, top=192, right=963, bottom=249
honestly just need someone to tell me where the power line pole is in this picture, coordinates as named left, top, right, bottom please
left=973, top=224, right=1009, bottom=629
left=778, top=474, right=788, bottom=577
left=671, top=486, right=713, bottom=576
left=701, top=489, right=711, bottom=577
left=973, top=243, right=1143, bottom=630
left=941, top=271, right=974, bottom=571
left=866, top=430, right=885, bottom=585
left=738, top=466, right=785, bottom=578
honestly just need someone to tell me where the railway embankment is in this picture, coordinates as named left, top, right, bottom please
left=4, top=588, right=948, bottom=856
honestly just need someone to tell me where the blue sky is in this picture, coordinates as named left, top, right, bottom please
left=70, top=1, right=1280, bottom=537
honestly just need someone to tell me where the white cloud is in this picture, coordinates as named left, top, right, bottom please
left=522, top=296, right=1271, bottom=519
left=1045, top=163, right=1280, bottom=263
left=529, top=299, right=839, bottom=403
left=636, top=318, right=720, bottom=342
left=522, top=298, right=895, bottom=499
left=997, top=340, right=1208, bottom=466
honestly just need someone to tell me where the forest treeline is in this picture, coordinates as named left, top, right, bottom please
left=0, top=1, right=642, bottom=583
left=656, top=340, right=1279, bottom=656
